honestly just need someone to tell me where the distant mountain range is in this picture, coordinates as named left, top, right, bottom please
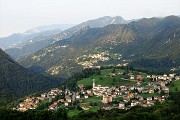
left=0, top=24, right=75, bottom=48
left=0, top=15, right=180, bottom=101
left=25, top=24, right=75, bottom=34
left=3, top=16, right=127, bottom=59
left=19, top=15, right=180, bottom=77
left=0, top=24, right=75, bottom=59
left=0, top=49, right=61, bottom=101
left=51, top=16, right=128, bottom=42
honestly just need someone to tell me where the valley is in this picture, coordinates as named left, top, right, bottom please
left=12, top=67, right=180, bottom=117
left=0, top=15, right=180, bottom=120
left=18, top=16, right=180, bottom=78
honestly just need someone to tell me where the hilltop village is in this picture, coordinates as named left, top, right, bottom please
left=16, top=70, right=180, bottom=112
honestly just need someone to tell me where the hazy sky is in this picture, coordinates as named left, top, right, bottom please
left=0, top=0, right=180, bottom=37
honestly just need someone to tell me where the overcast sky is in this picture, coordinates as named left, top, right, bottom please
left=0, top=0, right=180, bottom=37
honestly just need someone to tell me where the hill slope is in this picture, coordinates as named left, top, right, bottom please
left=4, top=16, right=127, bottom=60
left=0, top=49, right=61, bottom=101
left=2, top=24, right=75, bottom=59
left=20, top=16, right=180, bottom=76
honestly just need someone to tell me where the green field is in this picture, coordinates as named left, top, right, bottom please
left=68, top=106, right=100, bottom=117
left=140, top=93, right=160, bottom=98
left=113, top=97, right=123, bottom=102
left=83, top=96, right=101, bottom=103
left=68, top=96, right=102, bottom=117
left=68, top=109, right=81, bottom=117
left=169, top=80, right=180, bottom=92
left=80, top=96, right=103, bottom=107
left=77, top=69, right=136, bottom=87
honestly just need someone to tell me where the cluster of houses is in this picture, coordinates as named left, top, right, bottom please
left=94, top=73, right=180, bottom=110
left=17, top=97, right=39, bottom=111
left=77, top=52, right=110, bottom=68
left=16, top=71, right=180, bottom=112
left=82, top=72, right=179, bottom=110
left=17, top=88, right=63, bottom=111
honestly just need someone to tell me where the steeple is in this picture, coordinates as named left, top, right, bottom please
left=93, top=79, right=95, bottom=88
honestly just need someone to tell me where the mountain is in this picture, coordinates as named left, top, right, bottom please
left=4, top=16, right=126, bottom=59
left=0, top=24, right=75, bottom=49
left=4, top=29, right=62, bottom=60
left=1, top=24, right=75, bottom=59
left=0, top=33, right=35, bottom=50
left=25, top=24, right=75, bottom=34
left=20, top=15, right=180, bottom=76
left=0, top=49, right=61, bottom=101
left=51, top=16, right=126, bottom=42
left=78, top=16, right=126, bottom=28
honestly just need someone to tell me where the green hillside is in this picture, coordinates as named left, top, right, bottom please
left=77, top=69, right=148, bottom=87
left=0, top=49, right=61, bottom=101
left=20, top=16, right=180, bottom=77
left=169, top=80, right=180, bottom=92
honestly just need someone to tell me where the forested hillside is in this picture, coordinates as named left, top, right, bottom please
left=20, top=16, right=180, bottom=76
left=0, top=49, right=61, bottom=101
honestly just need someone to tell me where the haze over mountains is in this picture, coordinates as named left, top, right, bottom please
left=0, top=15, right=180, bottom=101
left=17, top=15, right=180, bottom=77
left=0, top=16, right=130, bottom=101
left=3, top=16, right=128, bottom=60
left=0, top=24, right=75, bottom=59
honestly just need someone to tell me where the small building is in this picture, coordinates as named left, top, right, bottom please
left=130, top=75, right=135, bottom=80
left=162, top=87, right=169, bottom=94
left=99, top=104, right=113, bottom=110
left=108, top=73, right=116, bottom=77
left=53, top=101, right=58, bottom=105
left=59, top=99, right=64, bottom=102
left=123, top=97, right=130, bottom=103
left=149, top=89, right=154, bottom=94
left=147, top=101, right=155, bottom=106
left=131, top=100, right=139, bottom=107
left=136, top=95, right=144, bottom=101
left=78, top=84, right=84, bottom=90
left=142, top=90, right=148, bottom=94
left=64, top=101, right=69, bottom=106
left=41, top=94, right=47, bottom=98
left=81, top=106, right=91, bottom=110
left=147, top=75, right=151, bottom=78
left=175, top=76, right=180, bottom=80
left=160, top=81, right=166, bottom=87
left=169, top=74, right=176, bottom=78
left=87, top=90, right=92, bottom=94
left=119, top=102, right=125, bottom=109
left=136, top=75, right=143, bottom=80
left=49, top=105, right=56, bottom=110
left=102, top=95, right=112, bottom=103
left=127, top=93, right=134, bottom=99
left=66, top=97, right=72, bottom=103
left=154, top=96, right=158, bottom=100
left=84, top=94, right=89, bottom=99
left=146, top=97, right=152, bottom=101
left=76, top=95, right=80, bottom=99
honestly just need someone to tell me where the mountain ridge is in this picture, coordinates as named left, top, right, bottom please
left=20, top=16, right=180, bottom=76
left=4, top=16, right=127, bottom=59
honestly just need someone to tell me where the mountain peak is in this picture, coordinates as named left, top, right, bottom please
left=25, top=24, right=75, bottom=34
left=81, top=16, right=125, bottom=28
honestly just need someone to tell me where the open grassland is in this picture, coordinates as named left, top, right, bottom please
left=169, top=80, right=180, bottom=92
left=77, top=69, right=137, bottom=87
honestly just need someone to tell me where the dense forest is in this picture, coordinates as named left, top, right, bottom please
left=0, top=49, right=62, bottom=102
